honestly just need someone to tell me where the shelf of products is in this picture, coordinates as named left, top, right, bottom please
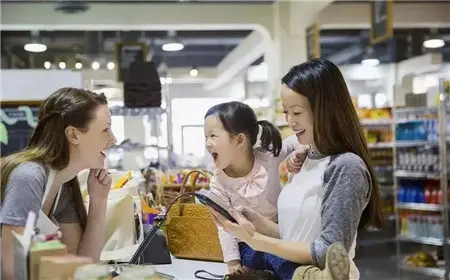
left=397, top=203, right=442, bottom=211
left=394, top=79, right=450, bottom=279
left=356, top=108, right=396, bottom=244
left=399, top=211, right=445, bottom=240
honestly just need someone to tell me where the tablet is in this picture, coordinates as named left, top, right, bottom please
left=195, top=189, right=237, bottom=223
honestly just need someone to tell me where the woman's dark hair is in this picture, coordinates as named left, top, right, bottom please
left=1, top=87, right=108, bottom=230
left=205, top=101, right=282, bottom=156
left=281, top=58, right=382, bottom=229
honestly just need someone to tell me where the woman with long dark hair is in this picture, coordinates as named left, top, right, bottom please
left=211, top=58, right=382, bottom=280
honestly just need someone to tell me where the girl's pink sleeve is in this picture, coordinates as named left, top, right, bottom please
left=209, top=175, right=241, bottom=262
left=278, top=134, right=300, bottom=159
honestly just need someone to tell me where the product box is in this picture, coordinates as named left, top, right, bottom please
left=39, top=254, right=93, bottom=280
left=29, top=240, right=68, bottom=280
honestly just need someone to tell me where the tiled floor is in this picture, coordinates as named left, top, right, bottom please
left=355, top=235, right=441, bottom=280
left=356, top=257, right=437, bottom=280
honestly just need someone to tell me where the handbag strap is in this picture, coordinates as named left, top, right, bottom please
left=194, top=269, right=225, bottom=280
left=176, top=170, right=212, bottom=216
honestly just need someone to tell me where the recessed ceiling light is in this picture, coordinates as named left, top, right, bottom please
left=162, top=42, right=184, bottom=52
left=107, top=62, right=115, bottom=70
left=75, top=62, right=83, bottom=70
left=361, top=58, right=380, bottom=67
left=92, top=61, right=100, bottom=70
left=59, top=61, right=66, bottom=69
left=24, top=43, right=47, bottom=53
left=44, top=61, right=51, bottom=69
left=423, top=38, right=445, bottom=49
left=190, top=68, right=198, bottom=77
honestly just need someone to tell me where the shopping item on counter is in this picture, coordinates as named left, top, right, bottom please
left=39, top=255, right=92, bottom=280
left=29, top=240, right=68, bottom=280
left=13, top=212, right=37, bottom=280
left=79, top=170, right=144, bottom=262
left=165, top=170, right=224, bottom=262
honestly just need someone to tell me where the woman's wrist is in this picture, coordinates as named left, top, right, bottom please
left=88, top=198, right=107, bottom=214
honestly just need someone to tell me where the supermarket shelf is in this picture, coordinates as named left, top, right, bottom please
left=360, top=119, right=393, bottom=126
left=394, top=107, right=438, bottom=114
left=395, top=140, right=436, bottom=147
left=398, top=235, right=447, bottom=246
left=394, top=170, right=441, bottom=179
left=394, top=106, right=450, bottom=115
left=400, top=263, right=449, bottom=278
left=368, top=142, right=393, bottom=148
left=397, top=203, right=442, bottom=211
left=396, top=118, right=435, bottom=124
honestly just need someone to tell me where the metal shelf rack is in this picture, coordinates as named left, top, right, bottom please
left=393, top=79, right=450, bottom=279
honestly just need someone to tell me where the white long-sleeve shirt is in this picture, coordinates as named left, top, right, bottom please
left=209, top=135, right=299, bottom=262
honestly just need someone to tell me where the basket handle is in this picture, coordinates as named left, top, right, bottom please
left=176, top=170, right=212, bottom=216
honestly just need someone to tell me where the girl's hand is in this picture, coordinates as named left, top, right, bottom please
left=286, top=145, right=310, bottom=173
left=87, top=169, right=112, bottom=203
left=227, top=260, right=249, bottom=274
left=209, top=208, right=256, bottom=245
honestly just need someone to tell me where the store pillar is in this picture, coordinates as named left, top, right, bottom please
left=264, top=0, right=332, bottom=122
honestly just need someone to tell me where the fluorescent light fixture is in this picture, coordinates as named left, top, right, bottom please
left=423, top=38, right=445, bottom=49
left=190, top=68, right=198, bottom=77
left=75, top=62, right=83, bottom=70
left=24, top=43, right=47, bottom=53
left=59, top=62, right=66, bottom=69
left=107, top=62, right=115, bottom=70
left=92, top=61, right=100, bottom=70
left=162, top=42, right=184, bottom=52
left=44, top=61, right=51, bottom=69
left=361, top=58, right=380, bottom=67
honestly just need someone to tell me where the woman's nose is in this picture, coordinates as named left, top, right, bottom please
left=110, top=133, right=117, bottom=145
left=287, top=116, right=296, bottom=127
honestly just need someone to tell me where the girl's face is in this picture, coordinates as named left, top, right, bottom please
left=280, top=85, right=315, bottom=148
left=204, top=115, right=242, bottom=170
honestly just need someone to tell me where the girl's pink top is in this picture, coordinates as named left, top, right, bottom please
left=210, top=135, right=299, bottom=262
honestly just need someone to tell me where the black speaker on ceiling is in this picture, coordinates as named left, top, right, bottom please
left=123, top=61, right=162, bottom=108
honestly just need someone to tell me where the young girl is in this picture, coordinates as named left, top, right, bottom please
left=204, top=101, right=307, bottom=275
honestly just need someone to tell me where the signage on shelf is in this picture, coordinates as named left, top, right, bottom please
left=306, top=23, right=320, bottom=60
left=370, top=0, right=393, bottom=44
left=115, top=42, right=147, bottom=82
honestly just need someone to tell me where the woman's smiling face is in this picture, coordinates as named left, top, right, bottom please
left=280, top=84, right=315, bottom=147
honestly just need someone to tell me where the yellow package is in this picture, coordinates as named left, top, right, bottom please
left=113, top=171, right=132, bottom=190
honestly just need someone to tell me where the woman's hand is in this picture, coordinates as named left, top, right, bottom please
left=235, top=206, right=267, bottom=232
left=209, top=208, right=256, bottom=246
left=87, top=169, right=112, bottom=203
